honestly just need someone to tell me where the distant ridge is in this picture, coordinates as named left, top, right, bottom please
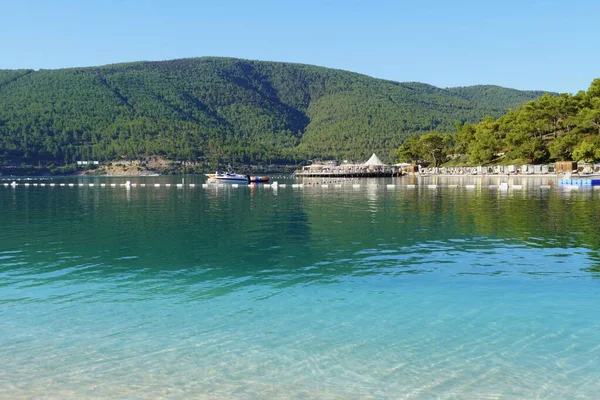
left=0, top=57, right=551, bottom=165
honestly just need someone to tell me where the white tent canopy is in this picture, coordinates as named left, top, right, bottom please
left=363, top=153, right=386, bottom=166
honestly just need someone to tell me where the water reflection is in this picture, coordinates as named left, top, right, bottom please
left=2, top=176, right=600, bottom=304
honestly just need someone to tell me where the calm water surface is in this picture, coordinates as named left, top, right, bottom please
left=1, top=176, right=599, bottom=399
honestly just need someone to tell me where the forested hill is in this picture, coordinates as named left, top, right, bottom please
left=0, top=57, right=549, bottom=165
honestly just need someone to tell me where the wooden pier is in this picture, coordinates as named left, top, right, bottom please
left=293, top=169, right=396, bottom=178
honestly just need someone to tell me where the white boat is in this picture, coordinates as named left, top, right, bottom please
left=205, top=172, right=250, bottom=184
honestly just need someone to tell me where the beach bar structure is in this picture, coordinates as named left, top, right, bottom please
left=294, top=153, right=395, bottom=178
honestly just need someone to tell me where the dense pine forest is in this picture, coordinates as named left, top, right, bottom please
left=396, top=79, right=600, bottom=166
left=0, top=57, right=548, bottom=168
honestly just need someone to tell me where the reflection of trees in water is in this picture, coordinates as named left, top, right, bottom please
left=2, top=185, right=600, bottom=300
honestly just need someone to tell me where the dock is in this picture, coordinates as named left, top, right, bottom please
left=294, top=169, right=395, bottom=178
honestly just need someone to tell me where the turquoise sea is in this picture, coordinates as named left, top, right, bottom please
left=1, top=176, right=600, bottom=399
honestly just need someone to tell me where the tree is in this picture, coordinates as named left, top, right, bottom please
left=418, top=132, right=448, bottom=167
left=572, top=137, right=600, bottom=162
left=395, top=137, right=422, bottom=164
left=468, top=117, right=502, bottom=165
left=548, top=132, right=580, bottom=161
left=574, top=98, right=600, bottom=135
left=454, top=122, right=476, bottom=155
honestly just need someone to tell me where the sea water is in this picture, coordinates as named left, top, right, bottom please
left=1, top=176, right=599, bottom=399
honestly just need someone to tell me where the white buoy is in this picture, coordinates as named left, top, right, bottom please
left=272, top=181, right=278, bottom=186
left=100, top=183, right=106, bottom=187
left=24, top=183, right=30, bottom=187
left=154, top=183, right=160, bottom=187
left=110, top=183, right=117, bottom=187
left=322, top=184, right=329, bottom=188
left=140, top=184, right=146, bottom=187
left=353, top=184, right=360, bottom=188
left=279, top=184, right=287, bottom=188
left=189, top=184, right=195, bottom=188
left=499, top=182, right=509, bottom=190
left=407, top=184, right=416, bottom=188
left=387, top=184, right=395, bottom=188
left=202, top=184, right=208, bottom=188
left=50, top=183, right=55, bottom=187
left=466, top=185, right=476, bottom=189
left=89, top=183, right=94, bottom=187
left=165, top=184, right=171, bottom=187
left=68, top=183, right=74, bottom=187
left=40, top=183, right=46, bottom=187
left=263, top=184, right=271, bottom=188
left=232, top=184, right=239, bottom=188
left=78, top=183, right=84, bottom=187
left=428, top=184, right=437, bottom=189
left=176, top=183, right=183, bottom=188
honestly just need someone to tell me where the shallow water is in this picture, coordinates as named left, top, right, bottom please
left=1, top=176, right=599, bottom=399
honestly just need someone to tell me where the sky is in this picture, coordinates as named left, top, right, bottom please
left=2, top=0, right=598, bottom=93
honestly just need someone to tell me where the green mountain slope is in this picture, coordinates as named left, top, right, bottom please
left=0, top=57, right=549, bottom=165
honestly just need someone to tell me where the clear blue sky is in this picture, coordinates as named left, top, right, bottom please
left=2, top=0, right=598, bottom=93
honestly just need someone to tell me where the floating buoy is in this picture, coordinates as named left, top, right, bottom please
left=428, top=184, right=437, bottom=189
left=466, top=185, right=476, bottom=189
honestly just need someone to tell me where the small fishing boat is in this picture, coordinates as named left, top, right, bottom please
left=250, top=176, right=270, bottom=183
left=205, top=172, right=250, bottom=183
